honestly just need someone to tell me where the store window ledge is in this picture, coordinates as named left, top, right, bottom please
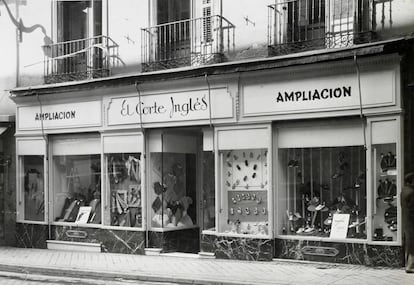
left=47, top=240, right=102, bottom=252
left=276, top=235, right=368, bottom=244
left=205, top=232, right=271, bottom=240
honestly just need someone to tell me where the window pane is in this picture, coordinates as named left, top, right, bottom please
left=278, top=146, right=366, bottom=239
left=149, top=152, right=196, bottom=229
left=218, top=149, right=269, bottom=236
left=22, top=155, right=44, bottom=221
left=53, top=154, right=101, bottom=224
left=107, top=153, right=142, bottom=227
left=372, top=143, right=398, bottom=241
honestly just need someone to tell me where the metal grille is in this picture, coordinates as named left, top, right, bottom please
left=268, top=0, right=377, bottom=56
left=141, top=15, right=235, bottom=72
left=43, top=36, right=119, bottom=84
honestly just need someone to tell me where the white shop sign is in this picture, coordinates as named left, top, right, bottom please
left=18, top=101, right=102, bottom=130
left=243, top=69, right=395, bottom=116
left=107, top=87, right=233, bottom=125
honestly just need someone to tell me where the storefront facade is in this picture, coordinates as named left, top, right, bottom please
left=10, top=51, right=406, bottom=267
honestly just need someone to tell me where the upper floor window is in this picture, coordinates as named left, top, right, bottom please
left=268, top=0, right=375, bottom=56
left=45, top=1, right=118, bottom=84
left=142, top=0, right=235, bottom=71
left=56, top=0, right=102, bottom=42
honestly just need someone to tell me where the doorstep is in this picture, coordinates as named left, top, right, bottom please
left=46, top=240, right=102, bottom=252
left=144, top=248, right=162, bottom=256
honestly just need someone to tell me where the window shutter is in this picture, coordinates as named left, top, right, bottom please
left=202, top=0, right=212, bottom=43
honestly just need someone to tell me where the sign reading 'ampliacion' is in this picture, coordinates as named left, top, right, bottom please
left=18, top=101, right=101, bottom=130
left=275, top=86, right=351, bottom=103
left=34, top=110, right=76, bottom=121
left=243, top=69, right=395, bottom=116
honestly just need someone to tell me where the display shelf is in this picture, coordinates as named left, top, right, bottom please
left=220, top=148, right=269, bottom=236
left=372, top=144, right=398, bottom=242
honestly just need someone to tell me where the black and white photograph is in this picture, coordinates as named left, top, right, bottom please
left=1, top=0, right=414, bottom=284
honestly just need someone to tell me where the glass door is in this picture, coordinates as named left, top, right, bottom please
left=148, top=130, right=200, bottom=253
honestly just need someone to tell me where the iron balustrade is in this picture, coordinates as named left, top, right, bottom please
left=43, top=36, right=119, bottom=84
left=141, top=15, right=235, bottom=72
left=268, top=0, right=379, bottom=56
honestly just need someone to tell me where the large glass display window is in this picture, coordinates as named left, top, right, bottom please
left=103, top=133, right=144, bottom=229
left=21, top=155, right=45, bottom=222
left=52, top=136, right=101, bottom=225
left=372, top=143, right=397, bottom=241
left=369, top=118, right=400, bottom=243
left=278, top=146, right=367, bottom=239
left=216, top=125, right=271, bottom=237
left=17, top=139, right=46, bottom=222
left=276, top=122, right=368, bottom=240
left=148, top=132, right=198, bottom=230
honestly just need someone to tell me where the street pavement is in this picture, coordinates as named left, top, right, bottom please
left=0, top=247, right=413, bottom=285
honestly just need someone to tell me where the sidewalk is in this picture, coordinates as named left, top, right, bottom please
left=0, top=247, right=413, bottom=285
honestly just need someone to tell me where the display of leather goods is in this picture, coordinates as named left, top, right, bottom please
left=153, top=181, right=167, bottom=195
left=377, top=179, right=397, bottom=200
left=324, top=213, right=333, bottom=226
left=374, top=228, right=384, bottom=240
left=384, top=205, right=397, bottom=227
left=151, top=196, right=162, bottom=213
left=287, top=159, right=299, bottom=168
left=380, top=152, right=396, bottom=172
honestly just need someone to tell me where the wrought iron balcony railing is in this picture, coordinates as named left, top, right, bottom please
left=268, top=0, right=377, bottom=56
left=141, top=15, right=235, bottom=72
left=43, top=36, right=119, bottom=84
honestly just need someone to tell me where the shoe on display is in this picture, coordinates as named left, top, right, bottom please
left=296, top=227, right=305, bottom=234
left=304, top=227, right=315, bottom=234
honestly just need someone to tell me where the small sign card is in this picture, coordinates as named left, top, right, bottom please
left=330, top=213, right=350, bottom=239
left=75, top=206, right=92, bottom=224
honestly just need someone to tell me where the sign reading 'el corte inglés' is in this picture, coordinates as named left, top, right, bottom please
left=243, top=70, right=395, bottom=116
left=18, top=101, right=102, bottom=130
left=107, top=87, right=233, bottom=125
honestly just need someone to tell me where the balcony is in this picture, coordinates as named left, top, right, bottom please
left=268, top=0, right=378, bottom=56
left=43, top=36, right=119, bottom=84
left=141, top=15, right=235, bottom=72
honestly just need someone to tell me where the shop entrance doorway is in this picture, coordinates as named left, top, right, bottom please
left=148, top=128, right=214, bottom=254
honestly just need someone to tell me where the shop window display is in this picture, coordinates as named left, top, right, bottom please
left=220, top=149, right=269, bottom=236
left=372, top=144, right=398, bottom=241
left=21, top=155, right=44, bottom=221
left=278, top=147, right=367, bottom=239
left=150, top=152, right=196, bottom=229
left=107, top=153, right=142, bottom=227
left=53, top=155, right=101, bottom=224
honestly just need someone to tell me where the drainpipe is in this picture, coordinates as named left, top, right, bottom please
left=15, top=2, right=20, bottom=87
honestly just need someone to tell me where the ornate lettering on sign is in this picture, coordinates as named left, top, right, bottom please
left=120, top=95, right=209, bottom=119
left=65, top=230, right=88, bottom=239
left=276, top=86, right=351, bottom=103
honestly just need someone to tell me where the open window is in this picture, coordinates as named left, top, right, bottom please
left=50, top=0, right=104, bottom=81
left=155, top=0, right=191, bottom=64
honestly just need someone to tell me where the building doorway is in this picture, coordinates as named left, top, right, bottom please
left=147, top=128, right=214, bottom=253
